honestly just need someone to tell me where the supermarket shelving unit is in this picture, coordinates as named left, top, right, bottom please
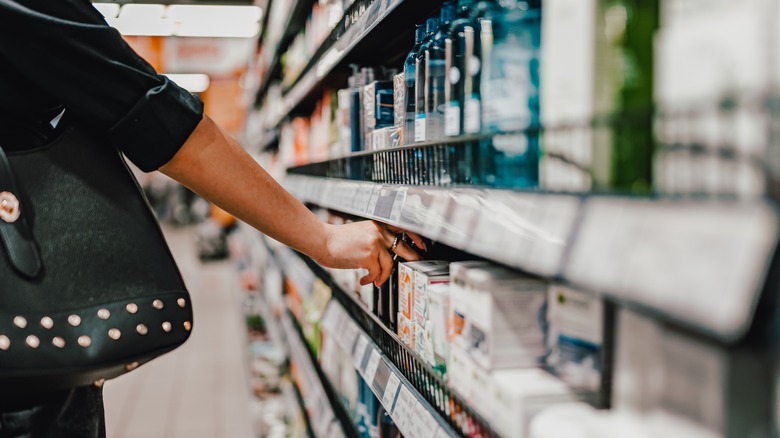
left=246, top=0, right=780, bottom=436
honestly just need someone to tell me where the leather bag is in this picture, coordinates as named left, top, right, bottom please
left=0, top=125, right=193, bottom=393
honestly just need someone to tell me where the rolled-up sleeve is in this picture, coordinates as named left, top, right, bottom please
left=0, top=0, right=204, bottom=171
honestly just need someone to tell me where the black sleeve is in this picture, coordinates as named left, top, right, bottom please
left=0, top=0, right=204, bottom=171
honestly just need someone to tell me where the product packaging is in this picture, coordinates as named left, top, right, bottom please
left=464, top=264, right=548, bottom=370
left=545, top=285, right=611, bottom=406
left=412, top=261, right=450, bottom=325
left=489, top=368, right=580, bottom=438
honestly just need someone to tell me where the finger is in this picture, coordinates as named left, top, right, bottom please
left=359, top=262, right=380, bottom=286
left=393, top=240, right=421, bottom=262
left=374, top=247, right=394, bottom=287
left=385, top=224, right=427, bottom=251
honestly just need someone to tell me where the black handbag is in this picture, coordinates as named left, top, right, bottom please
left=0, top=124, right=193, bottom=393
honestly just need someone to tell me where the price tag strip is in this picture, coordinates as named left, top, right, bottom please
left=321, top=301, right=456, bottom=437
left=565, top=198, right=779, bottom=342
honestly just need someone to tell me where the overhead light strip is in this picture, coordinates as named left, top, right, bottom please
left=94, top=3, right=263, bottom=38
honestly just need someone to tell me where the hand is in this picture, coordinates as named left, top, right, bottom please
left=316, top=221, right=426, bottom=287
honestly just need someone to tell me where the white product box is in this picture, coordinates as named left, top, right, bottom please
left=490, top=368, right=580, bottom=438
left=411, top=261, right=450, bottom=324
left=397, top=312, right=414, bottom=348
left=447, top=343, right=475, bottom=402
left=426, top=283, right=451, bottom=366
left=448, top=261, right=493, bottom=346
left=465, top=265, right=548, bottom=370
left=546, top=285, right=604, bottom=394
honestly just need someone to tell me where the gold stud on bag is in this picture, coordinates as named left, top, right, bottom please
left=0, top=191, right=19, bottom=223
left=0, top=126, right=193, bottom=394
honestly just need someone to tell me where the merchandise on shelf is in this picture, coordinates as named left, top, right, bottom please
left=414, top=17, right=442, bottom=142
left=545, top=285, right=612, bottom=407
left=402, top=26, right=425, bottom=145
left=654, top=0, right=769, bottom=198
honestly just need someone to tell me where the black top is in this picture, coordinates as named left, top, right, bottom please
left=0, top=0, right=204, bottom=171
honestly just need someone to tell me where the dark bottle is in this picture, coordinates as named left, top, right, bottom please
left=445, top=0, right=480, bottom=137
left=424, top=2, right=456, bottom=142
left=413, top=17, right=440, bottom=142
left=403, top=26, right=425, bottom=145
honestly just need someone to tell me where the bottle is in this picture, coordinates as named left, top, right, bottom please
left=424, top=2, right=456, bottom=142
left=481, top=0, right=541, bottom=133
left=480, top=0, right=542, bottom=188
left=414, top=17, right=440, bottom=142
left=403, top=26, right=425, bottom=145
left=445, top=0, right=480, bottom=138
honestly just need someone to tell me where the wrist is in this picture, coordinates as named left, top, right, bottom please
left=311, top=222, right=335, bottom=266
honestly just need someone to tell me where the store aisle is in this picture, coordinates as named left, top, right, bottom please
left=103, top=226, right=254, bottom=438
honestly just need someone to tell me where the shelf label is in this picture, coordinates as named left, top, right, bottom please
left=365, top=350, right=382, bottom=384
left=354, top=184, right=376, bottom=214
left=442, top=191, right=481, bottom=247
left=382, top=373, right=402, bottom=413
left=320, top=302, right=339, bottom=333
left=366, top=186, right=382, bottom=216
left=391, top=385, right=416, bottom=431
left=389, top=189, right=407, bottom=223
left=565, top=199, right=779, bottom=340
left=374, top=189, right=399, bottom=220
left=353, top=335, right=370, bottom=368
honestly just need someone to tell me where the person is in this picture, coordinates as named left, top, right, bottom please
left=0, top=0, right=424, bottom=436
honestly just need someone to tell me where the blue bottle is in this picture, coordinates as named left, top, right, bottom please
left=481, top=0, right=540, bottom=133
left=403, top=26, right=425, bottom=145
left=480, top=0, right=541, bottom=188
left=413, top=17, right=440, bottom=142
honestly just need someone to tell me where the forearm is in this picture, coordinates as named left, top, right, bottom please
left=159, top=115, right=330, bottom=262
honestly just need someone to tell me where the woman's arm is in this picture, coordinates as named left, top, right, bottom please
left=160, top=115, right=423, bottom=286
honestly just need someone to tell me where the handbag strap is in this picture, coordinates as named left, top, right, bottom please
left=0, top=146, right=42, bottom=278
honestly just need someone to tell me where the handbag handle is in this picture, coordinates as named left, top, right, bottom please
left=0, top=146, right=42, bottom=278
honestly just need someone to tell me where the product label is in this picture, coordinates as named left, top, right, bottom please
left=464, top=97, right=481, bottom=134
left=482, top=47, right=535, bottom=132
left=445, top=103, right=461, bottom=136
left=414, top=116, right=426, bottom=142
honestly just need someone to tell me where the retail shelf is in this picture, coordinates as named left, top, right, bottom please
left=320, top=299, right=465, bottom=438
left=283, top=174, right=780, bottom=342
left=280, top=305, right=356, bottom=438
left=295, top=250, right=492, bottom=437
left=271, top=0, right=440, bottom=127
left=255, top=0, right=315, bottom=104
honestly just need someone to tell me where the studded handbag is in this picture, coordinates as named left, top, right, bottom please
left=0, top=125, right=193, bottom=393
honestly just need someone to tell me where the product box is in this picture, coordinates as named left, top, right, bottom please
left=545, top=285, right=609, bottom=406
left=363, top=80, right=394, bottom=149
left=465, top=265, right=548, bottom=370
left=447, top=343, right=476, bottom=401
left=397, top=312, right=414, bottom=348
left=393, top=72, right=405, bottom=129
left=448, top=261, right=493, bottom=346
left=399, top=261, right=450, bottom=324
left=413, top=321, right=435, bottom=367
left=426, top=283, right=450, bottom=368
left=489, top=368, right=580, bottom=438
left=397, top=263, right=415, bottom=320
left=412, top=261, right=450, bottom=325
